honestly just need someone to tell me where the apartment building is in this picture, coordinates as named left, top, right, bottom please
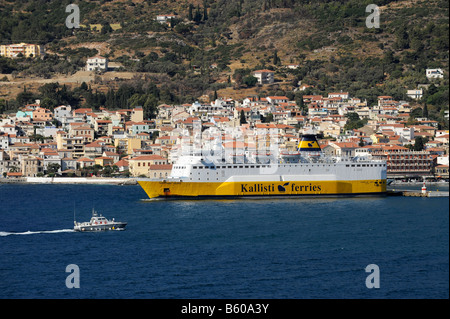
left=0, top=43, right=45, bottom=58
left=86, top=56, right=108, bottom=71
left=252, top=69, right=274, bottom=85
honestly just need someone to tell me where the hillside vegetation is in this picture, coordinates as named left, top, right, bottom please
left=0, top=0, right=448, bottom=127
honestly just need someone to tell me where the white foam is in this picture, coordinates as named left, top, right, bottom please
left=0, top=229, right=74, bottom=237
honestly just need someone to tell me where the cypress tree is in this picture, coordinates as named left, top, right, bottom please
left=188, top=4, right=193, bottom=20
left=422, top=103, right=428, bottom=118
left=203, top=3, right=208, bottom=21
left=240, top=109, right=247, bottom=124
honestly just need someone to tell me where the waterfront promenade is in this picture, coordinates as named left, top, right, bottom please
left=0, top=177, right=137, bottom=185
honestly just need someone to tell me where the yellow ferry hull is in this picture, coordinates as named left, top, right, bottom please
left=138, top=179, right=387, bottom=199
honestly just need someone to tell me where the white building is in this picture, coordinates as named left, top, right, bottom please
left=426, top=68, right=444, bottom=79
left=437, top=155, right=449, bottom=166
left=406, top=89, right=423, bottom=100
left=266, top=96, right=289, bottom=105
left=252, top=69, right=274, bottom=85
left=86, top=56, right=108, bottom=71
left=395, top=127, right=414, bottom=142
left=328, top=92, right=350, bottom=100
left=54, top=105, right=73, bottom=125
left=156, top=14, right=176, bottom=24
left=0, top=133, right=9, bottom=150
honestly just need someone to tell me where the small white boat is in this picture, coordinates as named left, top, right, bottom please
left=74, top=209, right=127, bottom=232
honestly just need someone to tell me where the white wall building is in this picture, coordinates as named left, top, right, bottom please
left=86, top=56, right=108, bottom=71
left=54, top=105, right=73, bottom=125
left=252, top=70, right=274, bottom=85
left=426, top=68, right=444, bottom=79
left=406, top=89, right=423, bottom=100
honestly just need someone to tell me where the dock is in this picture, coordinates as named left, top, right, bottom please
left=388, top=190, right=449, bottom=197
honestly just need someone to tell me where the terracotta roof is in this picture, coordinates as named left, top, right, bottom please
left=114, top=159, right=129, bottom=167
left=130, top=155, right=166, bottom=161
left=253, top=69, right=274, bottom=73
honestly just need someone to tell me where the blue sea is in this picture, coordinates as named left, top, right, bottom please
left=0, top=183, right=448, bottom=299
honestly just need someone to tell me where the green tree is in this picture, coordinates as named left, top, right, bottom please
left=240, top=109, right=247, bottom=124
left=273, top=50, right=281, bottom=66
left=243, top=75, right=258, bottom=87
left=46, top=163, right=61, bottom=176
left=413, top=136, right=426, bottom=151
left=16, top=90, right=36, bottom=106
left=203, top=3, right=208, bottom=21
left=422, top=103, right=428, bottom=118
left=359, top=137, right=365, bottom=147
left=193, top=6, right=203, bottom=23
left=188, top=4, right=194, bottom=20
left=344, top=112, right=367, bottom=130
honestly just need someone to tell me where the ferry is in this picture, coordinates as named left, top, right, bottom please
left=74, top=209, right=127, bottom=232
left=138, top=134, right=387, bottom=199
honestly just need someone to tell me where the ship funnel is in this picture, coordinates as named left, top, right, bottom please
left=297, top=134, right=322, bottom=153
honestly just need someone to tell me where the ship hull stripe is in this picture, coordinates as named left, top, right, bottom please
left=138, top=180, right=387, bottom=199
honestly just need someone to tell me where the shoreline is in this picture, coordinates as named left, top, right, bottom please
left=389, top=181, right=449, bottom=186
left=0, top=177, right=138, bottom=185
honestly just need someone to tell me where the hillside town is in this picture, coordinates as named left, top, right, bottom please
left=0, top=90, right=449, bottom=182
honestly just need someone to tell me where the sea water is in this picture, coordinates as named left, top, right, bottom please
left=0, top=183, right=448, bottom=299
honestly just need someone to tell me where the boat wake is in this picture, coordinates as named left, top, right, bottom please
left=0, top=229, right=74, bottom=237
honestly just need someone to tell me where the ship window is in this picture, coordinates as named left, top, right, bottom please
left=199, top=167, right=202, bottom=169
left=245, top=166, right=249, bottom=168
left=357, top=164, right=361, bottom=167
left=228, top=166, right=232, bottom=168
left=346, top=165, right=349, bottom=167
left=193, top=166, right=197, bottom=169
left=250, top=165, right=255, bottom=168
left=351, top=164, right=355, bottom=167
left=239, top=166, right=243, bottom=168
